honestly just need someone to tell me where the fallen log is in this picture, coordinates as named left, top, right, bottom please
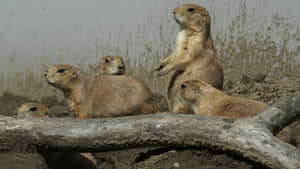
left=0, top=96, right=299, bottom=169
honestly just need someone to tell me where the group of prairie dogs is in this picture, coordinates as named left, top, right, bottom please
left=18, top=3, right=269, bottom=122
left=14, top=3, right=271, bottom=169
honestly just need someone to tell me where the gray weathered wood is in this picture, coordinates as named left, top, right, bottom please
left=0, top=97, right=299, bottom=169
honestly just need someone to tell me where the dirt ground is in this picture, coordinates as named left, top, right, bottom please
left=0, top=74, right=299, bottom=169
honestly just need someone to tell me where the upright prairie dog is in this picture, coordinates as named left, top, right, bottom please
left=97, top=55, right=126, bottom=75
left=44, top=64, right=158, bottom=118
left=14, top=103, right=97, bottom=169
left=180, top=80, right=267, bottom=118
left=154, top=4, right=223, bottom=114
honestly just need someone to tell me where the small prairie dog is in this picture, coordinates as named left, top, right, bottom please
left=14, top=103, right=98, bottom=169
left=14, top=102, right=50, bottom=117
left=180, top=80, right=267, bottom=118
left=97, top=56, right=126, bottom=75
left=154, top=4, right=223, bottom=114
left=44, top=64, right=158, bottom=118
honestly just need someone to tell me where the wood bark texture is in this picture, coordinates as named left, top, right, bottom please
left=0, top=96, right=299, bottom=169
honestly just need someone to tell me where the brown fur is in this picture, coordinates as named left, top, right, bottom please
left=15, top=102, right=50, bottom=117
left=154, top=4, right=223, bottom=114
left=15, top=103, right=97, bottom=169
left=179, top=80, right=296, bottom=144
left=97, top=55, right=126, bottom=75
left=180, top=80, right=267, bottom=118
left=45, top=64, right=158, bottom=118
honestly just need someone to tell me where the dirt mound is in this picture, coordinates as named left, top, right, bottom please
left=0, top=92, right=34, bottom=116
left=95, top=147, right=268, bottom=169
left=224, top=74, right=300, bottom=104
left=0, top=153, right=48, bottom=169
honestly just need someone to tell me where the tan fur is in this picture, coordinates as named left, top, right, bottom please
left=15, top=103, right=97, bottom=169
left=15, top=102, right=50, bottom=117
left=179, top=80, right=296, bottom=144
left=180, top=80, right=267, bottom=118
left=97, top=55, right=126, bottom=75
left=154, top=4, right=223, bottom=114
left=45, top=64, right=158, bottom=118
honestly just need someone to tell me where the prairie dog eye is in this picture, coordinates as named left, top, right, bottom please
left=105, top=59, right=110, bottom=63
left=181, top=84, right=187, bottom=89
left=187, top=8, right=195, bottom=12
left=30, top=107, right=37, bottom=112
left=57, top=69, right=65, bottom=73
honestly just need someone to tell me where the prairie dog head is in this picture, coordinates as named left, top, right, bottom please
left=180, top=80, right=223, bottom=104
left=14, top=102, right=49, bottom=117
left=44, top=64, right=79, bottom=90
left=173, top=4, right=210, bottom=33
left=97, top=56, right=126, bottom=75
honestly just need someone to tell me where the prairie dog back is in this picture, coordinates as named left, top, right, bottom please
left=88, top=75, right=156, bottom=117
left=180, top=80, right=267, bottom=118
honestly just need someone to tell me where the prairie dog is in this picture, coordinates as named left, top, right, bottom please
left=180, top=80, right=267, bottom=118
left=155, top=4, right=223, bottom=114
left=44, top=64, right=158, bottom=118
left=97, top=55, right=126, bottom=75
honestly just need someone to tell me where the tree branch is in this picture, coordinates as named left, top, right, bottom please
left=0, top=97, right=299, bottom=169
left=252, top=96, right=300, bottom=134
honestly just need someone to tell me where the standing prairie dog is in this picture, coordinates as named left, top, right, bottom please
left=97, top=55, right=126, bottom=75
left=14, top=103, right=98, bottom=169
left=179, top=80, right=267, bottom=118
left=154, top=4, right=223, bottom=114
left=44, top=64, right=158, bottom=118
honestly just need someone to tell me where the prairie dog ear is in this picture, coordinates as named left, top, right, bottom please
left=195, top=80, right=209, bottom=87
left=186, top=80, right=208, bottom=94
